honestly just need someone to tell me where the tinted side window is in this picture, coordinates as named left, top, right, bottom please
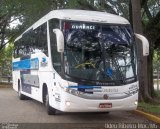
left=14, top=40, right=26, bottom=58
left=13, top=23, right=48, bottom=58
left=14, top=41, right=20, bottom=58
left=33, top=23, right=48, bottom=56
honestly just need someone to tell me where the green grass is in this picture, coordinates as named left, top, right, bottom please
left=138, top=102, right=160, bottom=116
left=155, top=90, right=160, bottom=98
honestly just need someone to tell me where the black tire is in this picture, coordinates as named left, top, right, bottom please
left=104, top=111, right=110, bottom=114
left=45, top=90, right=56, bottom=115
left=18, top=80, right=26, bottom=100
left=96, top=111, right=110, bottom=114
left=101, top=111, right=110, bottom=114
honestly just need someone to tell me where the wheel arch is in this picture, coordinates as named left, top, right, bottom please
left=18, top=79, right=20, bottom=90
left=42, top=83, right=48, bottom=103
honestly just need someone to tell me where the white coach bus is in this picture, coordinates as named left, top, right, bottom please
left=12, top=9, right=149, bottom=115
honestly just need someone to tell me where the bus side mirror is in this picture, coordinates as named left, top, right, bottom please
left=53, top=29, right=64, bottom=52
left=135, top=33, right=149, bottom=56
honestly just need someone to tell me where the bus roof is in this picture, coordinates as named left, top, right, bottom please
left=15, top=9, right=130, bottom=41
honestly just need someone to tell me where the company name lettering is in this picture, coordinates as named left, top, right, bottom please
left=72, top=24, right=95, bottom=30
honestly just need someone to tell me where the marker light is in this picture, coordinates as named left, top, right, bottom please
left=134, top=100, right=138, bottom=105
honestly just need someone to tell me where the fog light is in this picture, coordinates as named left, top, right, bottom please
left=134, top=100, right=138, bottom=105
left=65, top=101, right=71, bottom=106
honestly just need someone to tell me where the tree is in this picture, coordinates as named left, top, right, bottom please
left=141, top=0, right=160, bottom=101
left=0, top=43, right=13, bottom=77
left=131, top=0, right=150, bottom=102
left=0, top=0, right=23, bottom=51
left=0, top=0, right=55, bottom=51
left=131, top=0, right=160, bottom=103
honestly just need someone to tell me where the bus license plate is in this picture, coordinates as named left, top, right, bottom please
left=99, top=103, right=112, bottom=108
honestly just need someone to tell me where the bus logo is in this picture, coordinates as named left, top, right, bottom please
left=40, top=57, right=48, bottom=67
left=103, top=94, right=109, bottom=99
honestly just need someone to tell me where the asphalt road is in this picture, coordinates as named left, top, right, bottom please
left=0, top=88, right=159, bottom=129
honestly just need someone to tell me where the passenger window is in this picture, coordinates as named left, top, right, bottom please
left=14, top=23, right=48, bottom=58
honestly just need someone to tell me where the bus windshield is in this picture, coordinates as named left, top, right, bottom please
left=62, top=21, right=137, bottom=85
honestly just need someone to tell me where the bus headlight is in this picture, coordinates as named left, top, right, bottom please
left=63, top=88, right=83, bottom=96
left=71, top=89, right=80, bottom=95
left=64, top=88, right=73, bottom=94
left=64, top=87, right=71, bottom=92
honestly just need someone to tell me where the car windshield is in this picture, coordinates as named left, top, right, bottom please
left=62, top=21, right=137, bottom=85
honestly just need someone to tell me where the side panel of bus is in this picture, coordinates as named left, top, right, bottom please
left=12, top=19, right=61, bottom=108
left=12, top=22, right=51, bottom=102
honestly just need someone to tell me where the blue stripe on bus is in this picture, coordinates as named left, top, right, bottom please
left=12, top=58, right=39, bottom=70
left=66, top=86, right=101, bottom=89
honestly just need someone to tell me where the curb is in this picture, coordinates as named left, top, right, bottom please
left=0, top=86, right=11, bottom=88
left=0, top=84, right=12, bottom=88
left=133, top=110, right=160, bottom=124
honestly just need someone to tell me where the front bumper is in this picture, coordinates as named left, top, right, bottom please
left=51, top=91, right=138, bottom=112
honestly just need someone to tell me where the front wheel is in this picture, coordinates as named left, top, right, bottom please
left=45, top=90, right=56, bottom=115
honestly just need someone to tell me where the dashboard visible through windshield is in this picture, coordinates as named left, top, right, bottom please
left=62, top=21, right=137, bottom=85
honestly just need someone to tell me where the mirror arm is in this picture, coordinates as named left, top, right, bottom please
left=53, top=29, right=64, bottom=52
left=135, top=33, right=149, bottom=56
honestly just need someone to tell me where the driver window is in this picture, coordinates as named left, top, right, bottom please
left=49, top=19, right=61, bottom=74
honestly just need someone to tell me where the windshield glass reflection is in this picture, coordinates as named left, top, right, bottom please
left=63, top=21, right=136, bottom=85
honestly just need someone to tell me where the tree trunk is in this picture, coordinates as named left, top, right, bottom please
left=148, top=49, right=155, bottom=97
left=131, top=0, right=160, bottom=104
left=131, top=0, right=148, bottom=101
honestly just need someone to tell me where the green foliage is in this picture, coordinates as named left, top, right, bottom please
left=66, top=0, right=130, bottom=21
left=67, top=0, right=79, bottom=9
left=0, top=0, right=55, bottom=51
left=154, top=90, right=160, bottom=99
left=0, top=0, right=23, bottom=49
left=147, top=0, right=160, bottom=17
left=20, top=0, right=53, bottom=28
left=153, top=50, right=160, bottom=71
left=142, top=0, right=160, bottom=50
left=0, top=43, right=13, bottom=76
